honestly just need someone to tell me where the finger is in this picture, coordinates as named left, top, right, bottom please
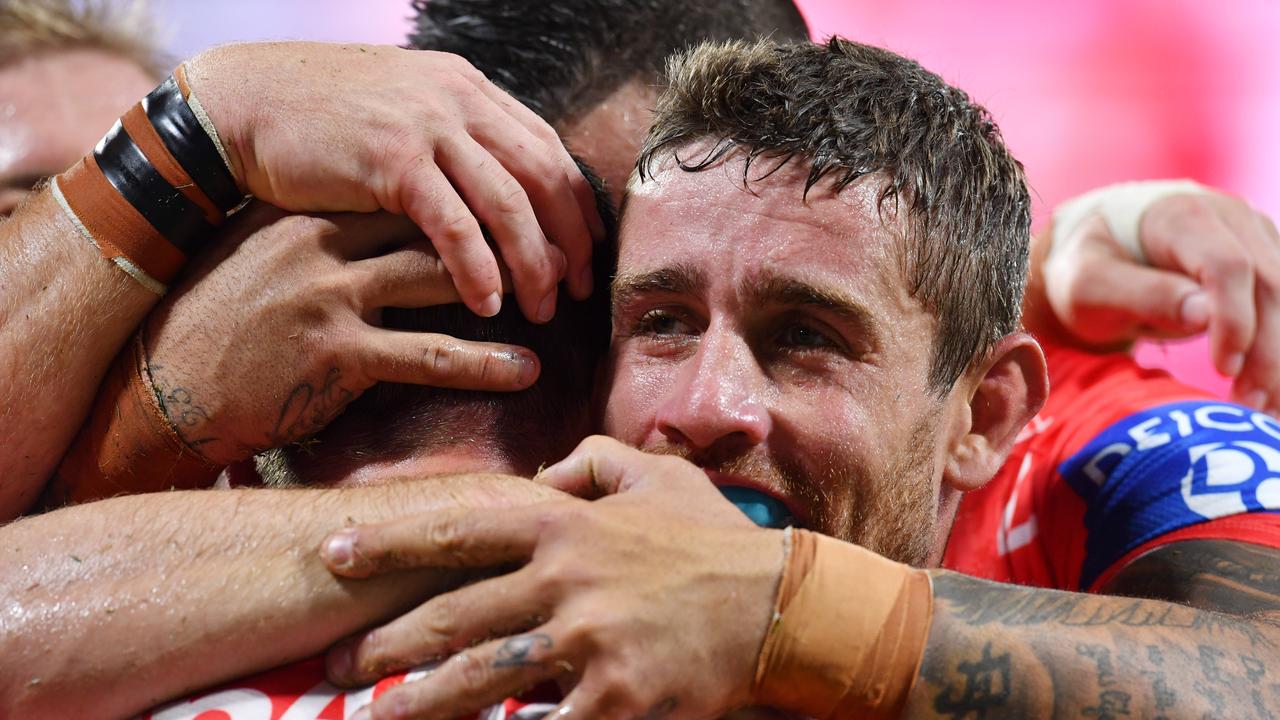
left=1045, top=249, right=1208, bottom=340
left=351, top=241, right=459, bottom=308
left=359, top=326, right=539, bottom=391
left=536, top=435, right=686, bottom=498
left=468, top=71, right=607, bottom=244
left=1224, top=209, right=1280, bottom=413
left=320, top=505, right=545, bottom=578
left=327, top=568, right=549, bottom=687
left=321, top=212, right=426, bottom=261
left=436, top=135, right=563, bottom=324
left=1154, top=222, right=1257, bottom=376
left=362, top=628, right=572, bottom=720
left=468, top=104, right=598, bottom=302
left=396, top=158, right=504, bottom=317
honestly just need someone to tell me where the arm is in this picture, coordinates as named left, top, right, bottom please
left=312, top=438, right=1280, bottom=720
left=0, top=188, right=157, bottom=517
left=0, top=475, right=561, bottom=720
left=1, top=41, right=600, bottom=518
left=909, top=543, right=1280, bottom=719
left=1023, top=182, right=1280, bottom=414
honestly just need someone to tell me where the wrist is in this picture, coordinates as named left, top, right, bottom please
left=182, top=46, right=255, bottom=190
left=752, top=529, right=933, bottom=720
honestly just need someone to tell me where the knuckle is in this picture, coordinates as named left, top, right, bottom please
left=426, top=515, right=465, bottom=553
left=451, top=649, right=494, bottom=691
left=421, top=338, right=458, bottom=378
left=492, top=179, right=531, bottom=219
left=432, top=211, right=479, bottom=248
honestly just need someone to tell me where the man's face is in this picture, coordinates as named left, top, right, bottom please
left=602, top=148, right=959, bottom=566
left=0, top=48, right=154, bottom=216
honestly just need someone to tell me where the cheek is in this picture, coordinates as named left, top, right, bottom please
left=601, top=349, right=670, bottom=444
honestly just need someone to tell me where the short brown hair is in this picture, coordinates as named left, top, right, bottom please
left=0, top=0, right=167, bottom=76
left=637, top=38, right=1031, bottom=390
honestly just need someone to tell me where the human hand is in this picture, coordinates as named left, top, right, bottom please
left=142, top=203, right=540, bottom=466
left=1034, top=183, right=1280, bottom=412
left=185, top=41, right=604, bottom=321
left=319, top=436, right=784, bottom=720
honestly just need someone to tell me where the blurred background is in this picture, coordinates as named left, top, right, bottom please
left=150, top=0, right=1280, bottom=396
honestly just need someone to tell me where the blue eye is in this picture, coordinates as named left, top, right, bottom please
left=719, top=486, right=796, bottom=529
left=634, top=309, right=696, bottom=336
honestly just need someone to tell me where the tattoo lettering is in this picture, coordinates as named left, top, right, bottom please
left=1077, top=643, right=1116, bottom=687
left=268, top=367, right=355, bottom=446
left=934, top=572, right=1271, bottom=647
left=932, top=642, right=1011, bottom=719
left=149, top=366, right=217, bottom=450
left=1082, top=689, right=1131, bottom=719
left=1102, top=540, right=1280, bottom=617
left=631, top=697, right=678, bottom=720
left=1146, top=645, right=1164, bottom=666
left=1198, top=645, right=1227, bottom=685
left=1242, top=655, right=1267, bottom=684
left=492, top=633, right=553, bottom=668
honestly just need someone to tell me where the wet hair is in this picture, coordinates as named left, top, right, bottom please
left=408, top=0, right=810, bottom=125
left=262, top=163, right=616, bottom=486
left=637, top=38, right=1031, bottom=391
left=0, top=0, right=167, bottom=76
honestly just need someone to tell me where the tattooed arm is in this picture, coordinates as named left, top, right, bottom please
left=907, top=540, right=1280, bottom=719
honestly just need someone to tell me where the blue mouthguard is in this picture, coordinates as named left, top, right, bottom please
left=719, top=486, right=796, bottom=529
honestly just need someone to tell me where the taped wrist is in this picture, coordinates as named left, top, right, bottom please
left=752, top=529, right=934, bottom=720
left=51, top=63, right=245, bottom=294
left=1051, top=179, right=1209, bottom=264
left=50, top=332, right=221, bottom=506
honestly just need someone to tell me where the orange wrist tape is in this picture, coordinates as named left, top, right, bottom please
left=50, top=333, right=221, bottom=505
left=753, top=529, right=934, bottom=720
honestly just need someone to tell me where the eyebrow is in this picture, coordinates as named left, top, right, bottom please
left=745, top=273, right=882, bottom=341
left=611, top=263, right=709, bottom=309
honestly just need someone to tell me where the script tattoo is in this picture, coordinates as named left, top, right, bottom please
left=149, top=364, right=216, bottom=451
left=491, top=633, right=553, bottom=668
left=932, top=641, right=1011, bottom=719
left=268, top=367, right=355, bottom=447
left=934, top=571, right=1271, bottom=647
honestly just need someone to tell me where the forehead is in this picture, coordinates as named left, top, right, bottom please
left=618, top=147, right=917, bottom=313
left=0, top=48, right=154, bottom=182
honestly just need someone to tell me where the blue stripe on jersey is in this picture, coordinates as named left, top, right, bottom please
left=1058, top=400, right=1280, bottom=589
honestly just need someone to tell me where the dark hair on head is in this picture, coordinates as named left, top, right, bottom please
left=408, top=0, right=810, bottom=125
left=637, top=37, right=1032, bottom=391
left=265, top=163, right=617, bottom=486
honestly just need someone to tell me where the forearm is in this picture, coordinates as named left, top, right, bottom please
left=904, top=571, right=1280, bottom=719
left=0, top=189, right=155, bottom=518
left=0, top=474, right=557, bottom=719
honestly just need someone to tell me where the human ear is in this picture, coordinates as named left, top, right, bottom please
left=942, top=332, right=1048, bottom=493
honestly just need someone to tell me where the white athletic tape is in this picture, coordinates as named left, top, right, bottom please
left=1051, top=179, right=1210, bottom=263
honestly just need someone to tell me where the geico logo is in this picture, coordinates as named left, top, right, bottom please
left=1182, top=440, right=1280, bottom=520
left=1081, top=404, right=1280, bottom=486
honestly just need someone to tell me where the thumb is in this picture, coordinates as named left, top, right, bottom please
left=1046, top=253, right=1208, bottom=343
left=535, top=435, right=650, bottom=498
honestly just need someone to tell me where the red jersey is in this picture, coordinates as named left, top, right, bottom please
left=944, top=343, right=1280, bottom=591
left=139, top=656, right=554, bottom=720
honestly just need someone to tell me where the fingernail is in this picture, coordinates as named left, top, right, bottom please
left=577, top=265, right=594, bottom=298
left=1244, top=389, right=1268, bottom=410
left=1180, top=291, right=1209, bottom=327
left=478, top=291, right=502, bottom=318
left=351, top=706, right=371, bottom=720
left=322, top=529, right=355, bottom=571
left=537, top=289, right=557, bottom=323
left=515, top=350, right=539, bottom=385
left=1224, top=353, right=1245, bottom=377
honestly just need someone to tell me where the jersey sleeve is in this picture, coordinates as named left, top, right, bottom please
left=1057, top=399, right=1280, bottom=590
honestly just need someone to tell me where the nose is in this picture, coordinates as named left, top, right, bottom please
left=655, top=324, right=772, bottom=453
